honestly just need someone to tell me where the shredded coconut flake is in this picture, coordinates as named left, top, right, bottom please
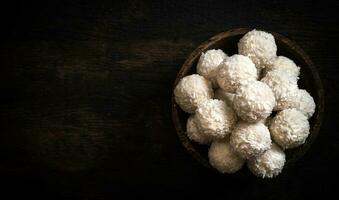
left=216, top=54, right=258, bottom=93
left=261, top=69, right=298, bottom=105
left=270, top=108, right=310, bottom=149
left=247, top=143, right=285, bottom=178
left=276, top=89, right=315, bottom=118
left=174, top=74, right=213, bottom=113
left=213, top=89, right=235, bottom=107
left=265, top=56, right=300, bottom=77
left=195, top=99, right=237, bottom=138
left=197, top=49, right=228, bottom=87
left=238, top=29, right=277, bottom=69
left=186, top=115, right=212, bottom=144
left=209, top=139, right=245, bottom=173
left=230, top=122, right=272, bottom=159
left=233, top=81, right=276, bottom=122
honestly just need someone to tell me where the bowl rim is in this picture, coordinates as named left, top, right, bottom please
left=171, top=28, right=325, bottom=171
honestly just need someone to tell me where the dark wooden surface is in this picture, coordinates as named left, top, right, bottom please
left=1, top=0, right=339, bottom=199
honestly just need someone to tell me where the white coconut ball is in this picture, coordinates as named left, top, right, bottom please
left=230, top=122, right=272, bottom=159
left=233, top=81, right=276, bottom=122
left=214, top=89, right=235, bottom=107
left=197, top=49, right=228, bottom=88
left=261, top=69, right=298, bottom=106
left=277, top=89, right=315, bottom=119
left=186, top=115, right=212, bottom=145
left=247, top=143, right=286, bottom=178
left=270, top=108, right=310, bottom=149
left=195, top=99, right=237, bottom=139
left=238, top=29, right=277, bottom=69
left=174, top=74, right=213, bottom=113
left=216, top=54, right=258, bottom=93
left=265, top=56, right=300, bottom=77
left=209, top=140, right=245, bottom=173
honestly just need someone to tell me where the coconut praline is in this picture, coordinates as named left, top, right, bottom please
left=186, top=115, right=212, bottom=145
left=233, top=81, right=276, bottom=122
left=230, top=121, right=272, bottom=159
left=270, top=108, right=310, bottom=149
left=195, top=99, right=237, bottom=139
left=208, top=140, right=245, bottom=173
left=197, top=49, right=228, bottom=88
left=238, top=29, right=277, bottom=69
left=265, top=56, right=300, bottom=77
left=247, top=143, right=286, bottom=178
left=174, top=74, right=213, bottom=113
left=216, top=54, right=258, bottom=93
left=261, top=69, right=299, bottom=108
left=276, top=89, right=315, bottom=119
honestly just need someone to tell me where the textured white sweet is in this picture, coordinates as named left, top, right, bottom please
left=265, top=56, right=300, bottom=77
left=233, top=81, right=276, bottom=122
left=277, top=89, right=315, bottom=119
left=247, top=143, right=286, bottom=178
left=238, top=29, right=277, bottom=69
left=261, top=69, right=298, bottom=107
left=213, top=89, right=235, bottom=107
left=186, top=115, right=212, bottom=145
left=197, top=49, right=228, bottom=88
left=230, top=122, right=272, bottom=159
left=216, top=54, right=258, bottom=93
left=208, top=140, right=245, bottom=173
left=270, top=108, right=310, bottom=149
left=195, top=99, right=237, bottom=139
left=174, top=74, right=213, bottom=113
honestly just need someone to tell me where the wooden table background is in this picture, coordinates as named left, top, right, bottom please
left=1, top=0, right=339, bottom=199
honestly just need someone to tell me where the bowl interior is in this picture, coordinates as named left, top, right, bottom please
left=172, top=28, right=324, bottom=173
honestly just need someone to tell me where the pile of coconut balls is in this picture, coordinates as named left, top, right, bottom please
left=174, top=29, right=316, bottom=178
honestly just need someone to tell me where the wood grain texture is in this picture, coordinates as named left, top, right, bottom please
left=0, top=0, right=339, bottom=198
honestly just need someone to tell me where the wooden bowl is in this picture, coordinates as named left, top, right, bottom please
left=172, top=28, right=324, bottom=174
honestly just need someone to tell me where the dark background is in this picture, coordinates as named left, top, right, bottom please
left=1, top=0, right=338, bottom=199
